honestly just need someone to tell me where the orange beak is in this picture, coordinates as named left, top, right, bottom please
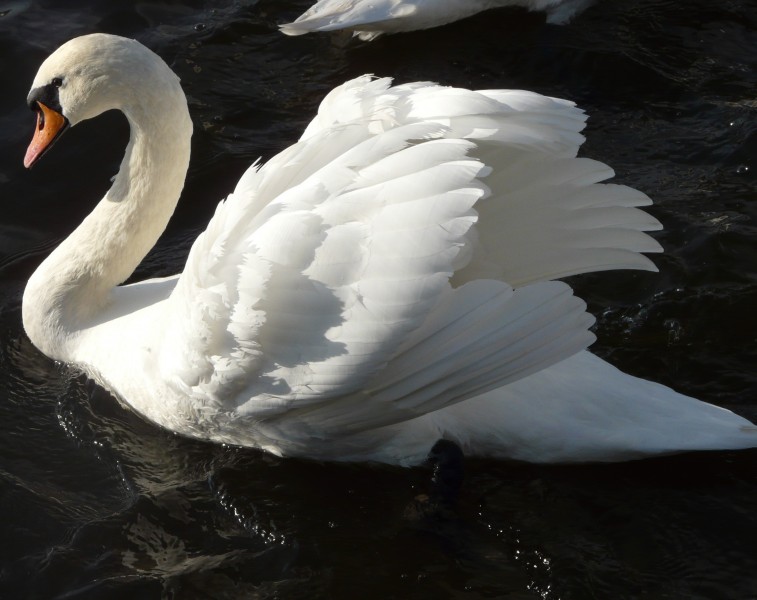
left=24, top=101, right=68, bottom=169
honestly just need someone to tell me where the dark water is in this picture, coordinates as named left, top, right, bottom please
left=2, top=0, right=757, bottom=598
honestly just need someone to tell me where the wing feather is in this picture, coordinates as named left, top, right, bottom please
left=261, top=280, right=594, bottom=437
left=157, top=76, right=660, bottom=441
left=279, top=0, right=596, bottom=39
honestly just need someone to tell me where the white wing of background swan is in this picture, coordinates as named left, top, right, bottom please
left=280, top=0, right=426, bottom=39
left=280, top=0, right=597, bottom=40
left=158, top=76, right=661, bottom=441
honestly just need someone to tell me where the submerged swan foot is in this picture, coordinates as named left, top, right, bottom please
left=428, top=439, right=465, bottom=505
left=403, top=439, right=465, bottom=523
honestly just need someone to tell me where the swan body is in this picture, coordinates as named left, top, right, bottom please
left=22, top=34, right=757, bottom=465
left=280, top=0, right=597, bottom=40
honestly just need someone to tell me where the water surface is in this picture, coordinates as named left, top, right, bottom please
left=1, top=1, right=757, bottom=598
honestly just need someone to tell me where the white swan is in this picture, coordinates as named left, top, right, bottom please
left=280, top=0, right=597, bottom=41
left=22, top=33, right=757, bottom=465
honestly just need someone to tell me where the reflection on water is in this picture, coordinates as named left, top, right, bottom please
left=1, top=0, right=757, bottom=598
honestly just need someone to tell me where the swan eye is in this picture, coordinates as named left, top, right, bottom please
left=51, top=77, right=63, bottom=88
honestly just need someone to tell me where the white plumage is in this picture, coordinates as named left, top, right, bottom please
left=22, top=34, right=757, bottom=465
left=280, top=0, right=597, bottom=40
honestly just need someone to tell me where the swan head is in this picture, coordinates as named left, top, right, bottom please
left=24, top=33, right=184, bottom=168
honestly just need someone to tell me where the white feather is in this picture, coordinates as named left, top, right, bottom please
left=280, top=0, right=598, bottom=41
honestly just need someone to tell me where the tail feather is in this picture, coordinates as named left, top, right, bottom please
left=428, top=351, right=757, bottom=462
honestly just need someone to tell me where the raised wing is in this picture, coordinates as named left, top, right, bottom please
left=157, top=76, right=660, bottom=440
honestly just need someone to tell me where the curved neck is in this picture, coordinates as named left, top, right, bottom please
left=23, top=87, right=192, bottom=360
